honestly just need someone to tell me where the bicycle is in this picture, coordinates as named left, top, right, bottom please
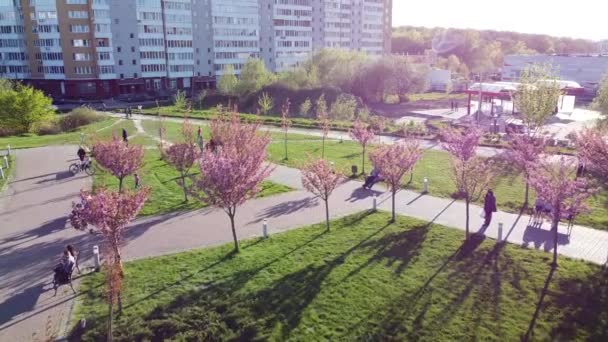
left=69, top=158, right=95, bottom=176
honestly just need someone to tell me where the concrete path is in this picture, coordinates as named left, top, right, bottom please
left=0, top=146, right=97, bottom=341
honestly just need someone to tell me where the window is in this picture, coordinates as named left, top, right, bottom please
left=67, top=0, right=87, bottom=4
left=72, top=39, right=89, bottom=47
left=70, top=24, right=89, bottom=33
left=74, top=66, right=93, bottom=74
left=131, top=46, right=135, bottom=52
left=68, top=11, right=88, bottom=19
left=73, top=53, right=91, bottom=61
left=118, top=60, right=123, bottom=65
left=98, top=52, right=111, bottom=60
left=117, top=46, right=121, bottom=52
left=130, top=33, right=134, bottom=38
left=132, top=59, right=136, bottom=65
left=99, top=65, right=115, bottom=74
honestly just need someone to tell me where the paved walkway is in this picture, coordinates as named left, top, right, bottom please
left=0, top=146, right=96, bottom=341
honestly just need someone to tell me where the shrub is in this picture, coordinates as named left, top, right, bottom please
left=59, top=107, right=104, bottom=132
left=37, top=121, right=62, bottom=135
left=174, top=90, right=188, bottom=110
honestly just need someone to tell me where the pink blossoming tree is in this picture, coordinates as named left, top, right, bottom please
left=370, top=140, right=422, bottom=222
left=164, top=119, right=201, bottom=201
left=93, top=137, right=144, bottom=192
left=281, top=98, right=292, bottom=160
left=349, top=120, right=376, bottom=175
left=577, top=128, right=608, bottom=182
left=69, top=187, right=149, bottom=313
left=528, top=157, right=592, bottom=266
left=301, top=159, right=343, bottom=231
left=196, top=113, right=273, bottom=252
left=507, top=134, right=545, bottom=206
left=442, top=126, right=494, bottom=239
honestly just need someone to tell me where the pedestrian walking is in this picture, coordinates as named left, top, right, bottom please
left=450, top=101, right=454, bottom=111
left=455, top=102, right=459, bottom=111
left=134, top=173, right=140, bottom=189
left=483, top=189, right=497, bottom=226
left=122, top=128, right=128, bottom=144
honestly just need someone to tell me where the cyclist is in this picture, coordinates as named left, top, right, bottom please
left=77, top=146, right=87, bottom=170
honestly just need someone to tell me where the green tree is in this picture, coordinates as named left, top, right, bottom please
left=514, top=64, right=563, bottom=136
left=299, top=98, right=312, bottom=118
left=174, top=90, right=187, bottom=110
left=218, top=65, right=238, bottom=95
left=0, top=83, right=54, bottom=133
left=236, top=58, right=275, bottom=96
left=593, top=75, right=608, bottom=126
left=330, top=94, right=358, bottom=121
left=257, top=92, right=274, bottom=116
left=196, top=89, right=207, bottom=109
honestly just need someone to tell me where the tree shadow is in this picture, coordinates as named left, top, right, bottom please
left=343, top=224, right=429, bottom=280
left=247, top=196, right=319, bottom=224
left=35, top=170, right=74, bottom=184
left=547, top=269, right=608, bottom=341
left=522, top=265, right=556, bottom=342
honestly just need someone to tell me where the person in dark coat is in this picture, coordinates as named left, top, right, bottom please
left=122, top=128, right=128, bottom=143
left=483, top=189, right=497, bottom=226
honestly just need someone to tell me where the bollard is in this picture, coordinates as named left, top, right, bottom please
left=93, top=245, right=100, bottom=272
left=263, top=219, right=268, bottom=239
left=0, top=167, right=4, bottom=180
left=3, top=156, right=8, bottom=168
left=330, top=161, right=335, bottom=170
left=423, top=177, right=429, bottom=193
left=373, top=194, right=377, bottom=211
left=497, top=222, right=503, bottom=242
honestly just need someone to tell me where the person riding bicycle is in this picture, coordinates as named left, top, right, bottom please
left=77, top=146, right=88, bottom=170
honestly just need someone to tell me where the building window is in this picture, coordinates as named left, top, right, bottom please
left=71, top=39, right=89, bottom=47
left=117, top=47, right=121, bottom=52
left=118, top=60, right=123, bottom=65
left=131, top=46, right=135, bottom=52
left=130, top=33, right=134, bottom=38
left=132, top=59, right=136, bottom=65
left=134, top=73, right=138, bottom=78
left=68, top=11, right=88, bottom=19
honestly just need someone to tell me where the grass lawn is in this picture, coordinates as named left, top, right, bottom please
left=140, top=119, right=608, bottom=230
left=0, top=119, right=136, bottom=149
left=93, top=149, right=292, bottom=216
left=408, top=92, right=469, bottom=102
left=73, top=211, right=608, bottom=341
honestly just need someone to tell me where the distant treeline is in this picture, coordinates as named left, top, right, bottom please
left=392, top=26, right=599, bottom=73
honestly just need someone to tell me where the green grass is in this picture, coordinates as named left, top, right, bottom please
left=73, top=211, right=608, bottom=341
left=0, top=119, right=135, bottom=149
left=140, top=120, right=608, bottom=230
left=93, top=149, right=292, bottom=216
left=409, top=92, right=469, bottom=102
left=0, top=155, right=14, bottom=191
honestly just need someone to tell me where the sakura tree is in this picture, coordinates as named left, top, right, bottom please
left=164, top=119, right=201, bottom=201
left=577, top=128, right=608, bottom=182
left=316, top=94, right=331, bottom=159
left=93, top=137, right=144, bottom=192
left=281, top=98, right=292, bottom=160
left=70, top=187, right=149, bottom=312
left=70, top=188, right=149, bottom=269
left=442, top=126, right=494, bottom=239
left=301, top=159, right=343, bottom=231
left=349, top=120, right=376, bottom=175
left=370, top=140, right=422, bottom=222
left=196, top=113, right=273, bottom=252
left=528, top=157, right=592, bottom=266
left=507, top=134, right=545, bottom=206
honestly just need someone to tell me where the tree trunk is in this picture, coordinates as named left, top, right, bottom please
left=323, top=199, right=330, bottom=232
left=118, top=177, right=124, bottom=193
left=552, top=208, right=560, bottom=267
left=362, top=145, right=366, bottom=175
left=107, top=298, right=113, bottom=342
left=322, top=136, right=326, bottom=159
left=465, top=199, right=470, bottom=240
left=524, top=182, right=530, bottom=207
left=181, top=173, right=188, bottom=202
left=391, top=189, right=396, bottom=223
left=284, top=131, right=288, bottom=160
left=229, top=212, right=239, bottom=252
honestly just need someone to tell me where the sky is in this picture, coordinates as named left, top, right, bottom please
left=392, top=0, right=606, bottom=41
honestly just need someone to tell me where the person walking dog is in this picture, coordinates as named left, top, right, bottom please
left=483, top=189, right=497, bottom=226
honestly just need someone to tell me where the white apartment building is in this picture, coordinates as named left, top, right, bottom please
left=601, top=40, right=608, bottom=55
left=0, top=0, right=391, bottom=99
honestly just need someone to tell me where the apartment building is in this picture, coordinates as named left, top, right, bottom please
left=0, top=0, right=392, bottom=99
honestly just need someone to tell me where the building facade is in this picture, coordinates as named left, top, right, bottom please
left=502, top=54, right=608, bottom=97
left=601, top=40, right=608, bottom=55
left=0, top=0, right=392, bottom=99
